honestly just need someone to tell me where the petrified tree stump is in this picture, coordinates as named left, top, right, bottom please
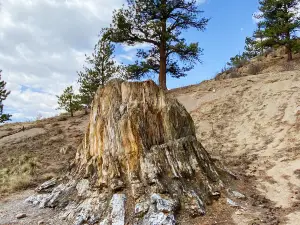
left=73, top=79, right=224, bottom=224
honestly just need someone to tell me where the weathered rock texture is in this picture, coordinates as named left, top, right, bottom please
left=73, top=79, right=224, bottom=224
left=25, top=79, right=226, bottom=225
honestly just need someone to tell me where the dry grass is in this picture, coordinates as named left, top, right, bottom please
left=0, top=112, right=89, bottom=197
left=215, top=47, right=300, bottom=80
left=0, top=154, right=40, bottom=194
left=248, top=63, right=263, bottom=75
left=5, top=174, right=35, bottom=192
left=215, top=68, right=242, bottom=80
left=281, top=61, right=295, bottom=72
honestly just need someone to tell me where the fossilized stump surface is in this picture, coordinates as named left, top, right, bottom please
left=26, top=79, right=226, bottom=225
left=74, top=79, right=224, bottom=223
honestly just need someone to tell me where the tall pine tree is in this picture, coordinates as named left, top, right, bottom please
left=78, top=36, right=121, bottom=107
left=257, top=0, right=300, bottom=61
left=0, top=70, right=11, bottom=123
left=104, top=0, right=209, bottom=90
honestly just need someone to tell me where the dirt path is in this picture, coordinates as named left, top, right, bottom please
left=0, top=128, right=46, bottom=145
left=0, top=190, right=69, bottom=225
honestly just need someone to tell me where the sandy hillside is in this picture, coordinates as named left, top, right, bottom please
left=171, top=69, right=300, bottom=224
left=1, top=69, right=300, bottom=224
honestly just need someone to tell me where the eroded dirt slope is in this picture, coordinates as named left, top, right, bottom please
left=0, top=113, right=89, bottom=197
left=171, top=70, right=300, bottom=224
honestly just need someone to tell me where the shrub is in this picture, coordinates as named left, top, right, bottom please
left=293, top=43, right=300, bottom=53
left=58, top=116, right=68, bottom=121
left=0, top=155, right=40, bottom=194
left=230, top=71, right=241, bottom=79
left=281, top=62, right=295, bottom=71
left=248, top=63, right=263, bottom=75
left=8, top=174, right=35, bottom=191
left=214, top=65, right=229, bottom=80
left=214, top=72, right=223, bottom=80
left=227, top=54, right=249, bottom=68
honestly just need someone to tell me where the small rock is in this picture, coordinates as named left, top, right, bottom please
left=147, top=212, right=176, bottom=225
left=16, top=213, right=27, bottom=219
left=227, top=198, right=239, bottom=207
left=232, top=190, right=246, bottom=200
left=135, top=201, right=149, bottom=216
left=38, top=220, right=45, bottom=225
left=74, top=215, right=85, bottom=225
left=76, top=179, right=90, bottom=197
left=235, top=210, right=243, bottom=215
left=151, top=194, right=177, bottom=213
left=211, top=191, right=221, bottom=200
left=25, top=194, right=48, bottom=206
left=36, top=178, right=56, bottom=192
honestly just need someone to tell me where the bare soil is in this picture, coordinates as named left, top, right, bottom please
left=171, top=69, right=300, bottom=224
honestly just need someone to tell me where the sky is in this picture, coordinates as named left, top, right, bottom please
left=0, top=0, right=261, bottom=122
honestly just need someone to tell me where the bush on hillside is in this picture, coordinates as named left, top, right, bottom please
left=227, top=54, right=249, bottom=68
left=248, top=63, right=263, bottom=75
left=214, top=68, right=242, bottom=80
left=293, top=41, right=300, bottom=53
left=281, top=62, right=295, bottom=71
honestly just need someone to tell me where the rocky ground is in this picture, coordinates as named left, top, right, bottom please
left=1, top=69, right=300, bottom=224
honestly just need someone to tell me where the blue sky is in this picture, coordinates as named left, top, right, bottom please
left=171, top=0, right=259, bottom=87
left=0, top=0, right=260, bottom=122
left=115, top=0, right=260, bottom=89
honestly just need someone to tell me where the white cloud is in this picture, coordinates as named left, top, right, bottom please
left=118, top=43, right=152, bottom=62
left=118, top=54, right=135, bottom=62
left=0, top=0, right=124, bottom=121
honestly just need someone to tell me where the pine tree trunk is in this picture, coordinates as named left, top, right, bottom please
left=159, top=43, right=167, bottom=90
left=159, top=12, right=167, bottom=90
